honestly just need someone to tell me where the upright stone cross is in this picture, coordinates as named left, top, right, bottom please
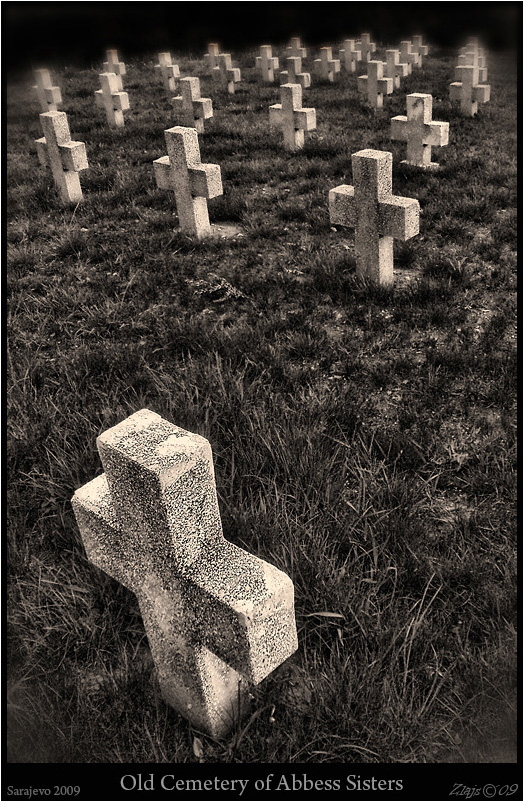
left=286, top=37, right=307, bottom=59
left=384, top=49, right=409, bottom=89
left=103, top=49, right=126, bottom=91
left=35, top=111, right=88, bottom=205
left=391, top=93, right=449, bottom=168
left=411, top=35, right=429, bottom=67
left=339, top=39, right=361, bottom=73
left=357, top=60, right=393, bottom=110
left=153, top=126, right=223, bottom=239
left=399, top=41, right=419, bottom=72
left=256, top=45, right=279, bottom=83
left=95, top=72, right=130, bottom=128
left=329, top=149, right=420, bottom=285
left=269, top=83, right=316, bottom=152
left=280, top=56, right=311, bottom=89
left=72, top=409, right=298, bottom=738
left=155, top=52, right=180, bottom=92
left=313, top=47, right=341, bottom=82
left=457, top=47, right=488, bottom=83
left=172, top=77, right=213, bottom=133
left=33, top=69, right=62, bottom=113
left=449, top=65, right=490, bottom=116
left=204, top=43, right=220, bottom=72
left=357, top=33, right=376, bottom=63
left=212, top=53, right=241, bottom=94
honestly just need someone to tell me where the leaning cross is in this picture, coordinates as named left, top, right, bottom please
left=269, top=83, right=316, bottom=151
left=384, top=49, right=409, bottom=89
left=357, top=33, right=376, bottom=63
left=172, top=77, right=213, bottom=133
left=155, top=52, right=180, bottom=92
left=72, top=409, right=298, bottom=738
left=280, top=56, right=311, bottom=89
left=95, top=72, right=130, bottom=128
left=286, top=37, right=307, bottom=59
left=399, top=41, right=419, bottom=72
left=411, top=35, right=429, bottom=67
left=33, top=68, right=62, bottom=112
left=357, top=60, right=393, bottom=110
left=204, top=43, right=220, bottom=72
left=212, top=53, right=241, bottom=94
left=256, top=45, right=279, bottom=83
left=35, top=111, right=88, bottom=205
left=339, top=39, right=361, bottom=73
left=449, top=64, right=490, bottom=116
left=313, top=47, right=341, bottom=82
left=103, top=49, right=126, bottom=91
left=329, top=149, right=420, bottom=286
left=391, top=93, right=449, bottom=168
left=153, top=125, right=223, bottom=239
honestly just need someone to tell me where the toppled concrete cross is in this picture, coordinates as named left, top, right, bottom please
left=35, top=111, right=88, bottom=204
left=399, top=41, right=419, bottom=72
left=384, top=49, right=409, bottom=89
left=155, top=52, right=180, bottom=92
left=280, top=56, right=311, bottom=89
left=339, top=39, right=361, bottom=73
left=450, top=64, right=490, bottom=116
left=172, top=77, right=213, bottom=133
left=358, top=60, right=393, bottom=110
left=204, top=43, right=220, bottom=72
left=95, top=72, right=130, bottom=128
left=103, top=49, right=126, bottom=91
left=153, top=125, right=222, bottom=238
left=329, top=149, right=420, bottom=285
left=411, top=35, right=429, bottom=67
left=313, top=47, right=341, bottom=82
left=391, top=93, right=449, bottom=168
left=33, top=68, right=62, bottom=112
left=256, top=45, right=279, bottom=83
left=269, top=83, right=316, bottom=151
left=72, top=409, right=298, bottom=738
left=286, top=37, right=307, bottom=59
left=357, top=33, right=376, bottom=63
left=212, top=53, right=241, bottom=94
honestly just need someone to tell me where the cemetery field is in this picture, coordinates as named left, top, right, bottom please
left=7, top=46, right=517, bottom=764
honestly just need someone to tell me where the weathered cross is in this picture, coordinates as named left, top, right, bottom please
left=35, top=111, right=88, bottom=205
left=411, top=35, right=429, bottom=67
left=313, top=47, right=341, bottom=82
left=33, top=68, right=62, bottom=113
left=286, top=37, right=307, bottom=59
left=212, top=53, right=241, bottom=94
left=203, top=43, right=220, bottom=72
left=449, top=65, right=490, bottom=116
left=280, top=56, right=311, bottom=89
left=329, top=149, right=420, bottom=286
left=72, top=409, right=298, bottom=738
left=269, top=83, right=316, bottom=151
left=339, top=39, right=361, bottom=73
left=153, top=125, right=223, bottom=239
left=95, top=72, right=130, bottom=128
left=399, top=41, right=419, bottom=72
left=457, top=47, right=488, bottom=83
left=357, top=60, right=393, bottom=110
left=357, top=33, right=376, bottom=63
left=384, top=49, right=409, bottom=89
left=155, top=52, right=180, bottom=92
left=391, top=93, right=449, bottom=168
left=256, top=45, right=279, bottom=83
left=172, top=77, right=213, bottom=133
left=103, top=49, right=126, bottom=91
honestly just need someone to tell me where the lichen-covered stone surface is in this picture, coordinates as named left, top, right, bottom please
left=35, top=111, right=88, bottom=205
left=391, top=93, right=449, bottom=167
left=72, top=409, right=298, bottom=738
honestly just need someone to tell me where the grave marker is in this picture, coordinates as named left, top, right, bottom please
left=449, top=65, right=490, bottom=116
left=358, top=33, right=376, bottom=63
left=72, top=409, right=298, bottom=738
left=280, top=56, right=311, bottom=89
left=286, top=37, right=307, bottom=59
left=204, top=43, right=220, bottom=72
left=35, top=111, right=88, bottom=204
left=391, top=93, right=449, bottom=168
left=399, top=41, right=419, bottom=72
left=33, top=69, right=62, bottom=113
left=357, top=60, right=393, bottom=109
left=95, top=72, right=130, bottom=128
left=329, top=149, right=420, bottom=285
left=172, top=77, right=213, bottom=133
left=457, top=47, right=488, bottom=83
left=256, top=45, right=279, bottom=83
left=384, top=49, right=409, bottom=89
left=411, top=35, right=429, bottom=67
left=153, top=125, right=222, bottom=239
left=269, top=83, right=316, bottom=151
left=212, top=53, right=241, bottom=94
left=103, top=49, right=126, bottom=91
left=313, top=47, right=341, bottom=82
left=339, top=39, right=361, bottom=73
left=155, top=52, right=180, bottom=92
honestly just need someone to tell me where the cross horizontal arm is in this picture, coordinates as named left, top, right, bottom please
left=329, top=185, right=357, bottom=228
left=379, top=196, right=420, bottom=240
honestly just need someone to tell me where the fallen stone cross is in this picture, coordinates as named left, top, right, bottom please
left=204, top=43, right=220, bottom=72
left=256, top=45, right=279, bottom=82
left=358, top=60, right=393, bottom=109
left=391, top=93, right=449, bottom=168
left=153, top=125, right=223, bottom=238
left=172, top=77, right=213, bottom=133
left=155, top=52, right=180, bottom=92
left=212, top=53, right=241, bottom=94
left=357, top=33, right=376, bottom=63
left=411, top=35, right=429, bottom=67
left=95, top=72, right=130, bottom=128
left=339, top=39, right=361, bottom=73
left=269, top=83, right=316, bottom=151
left=329, top=149, right=420, bottom=285
left=280, top=56, right=311, bottom=89
left=33, top=68, right=62, bottom=112
left=35, top=111, right=88, bottom=204
left=72, top=409, right=298, bottom=738
left=384, top=49, right=409, bottom=89
left=286, top=37, right=307, bottom=59
left=450, top=64, right=490, bottom=116
left=313, top=47, right=341, bottom=82
left=399, top=41, right=419, bottom=72
left=103, top=49, right=126, bottom=91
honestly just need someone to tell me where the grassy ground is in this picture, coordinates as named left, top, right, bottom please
left=7, top=44, right=517, bottom=764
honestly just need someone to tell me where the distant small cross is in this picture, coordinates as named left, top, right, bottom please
left=329, top=149, right=420, bottom=285
left=339, top=39, right=361, bottom=73
left=269, top=82, right=316, bottom=151
left=103, top=49, right=126, bottom=90
left=286, top=37, right=307, bottom=59
left=313, top=47, right=341, bottom=82
left=280, top=56, right=311, bottom=89
left=391, top=93, right=449, bottom=168
left=399, top=41, right=419, bottom=72
left=384, top=49, right=409, bottom=89
left=256, top=45, right=279, bottom=83
left=155, top=52, right=180, bottom=92
left=411, top=35, right=429, bottom=67
left=357, top=33, right=376, bottom=63
left=33, top=69, right=62, bottom=113
left=95, top=72, right=130, bottom=128
left=204, top=43, right=220, bottom=71
left=172, top=77, right=213, bottom=133
left=450, top=65, right=490, bottom=116
left=357, top=60, right=393, bottom=109
left=457, top=47, right=488, bottom=83
left=35, top=111, right=88, bottom=205
left=212, top=53, right=241, bottom=94
left=154, top=125, right=223, bottom=238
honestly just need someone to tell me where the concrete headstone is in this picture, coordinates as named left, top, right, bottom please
left=33, top=69, right=62, bottom=113
left=172, top=77, right=213, bottom=133
left=357, top=60, right=393, bottom=109
left=35, top=111, right=88, bottom=204
left=269, top=82, right=316, bottom=151
left=95, top=72, right=130, bottom=128
left=155, top=52, right=180, bottom=92
left=391, top=93, right=449, bottom=168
